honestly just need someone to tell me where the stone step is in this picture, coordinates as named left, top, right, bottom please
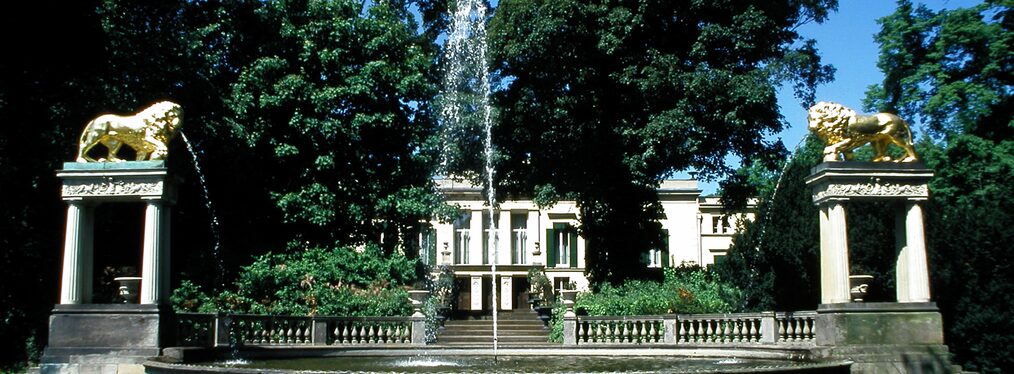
left=432, top=342, right=561, bottom=348
left=440, top=328, right=548, bottom=336
left=444, top=318, right=547, bottom=324
left=437, top=335, right=550, bottom=343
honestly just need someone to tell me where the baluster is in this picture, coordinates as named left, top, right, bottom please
left=806, top=317, right=814, bottom=340
left=731, top=320, right=741, bottom=342
left=367, top=325, right=376, bottom=344
left=689, top=320, right=698, bottom=342
left=577, top=322, right=586, bottom=343
left=748, top=319, right=758, bottom=342
left=637, top=321, right=646, bottom=343
left=777, top=319, right=786, bottom=342
left=350, top=324, right=359, bottom=344
left=649, top=321, right=658, bottom=343
left=590, top=322, right=599, bottom=343
left=619, top=321, right=627, bottom=343
left=286, top=325, right=294, bottom=344
left=788, top=319, right=798, bottom=342
left=677, top=321, right=686, bottom=343
left=378, top=324, right=387, bottom=344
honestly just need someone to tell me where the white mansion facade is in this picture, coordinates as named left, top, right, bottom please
left=418, top=178, right=754, bottom=313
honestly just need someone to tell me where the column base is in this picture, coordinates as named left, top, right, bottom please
left=816, top=302, right=955, bottom=373
left=42, top=304, right=173, bottom=374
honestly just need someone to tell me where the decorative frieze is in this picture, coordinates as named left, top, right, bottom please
left=812, top=178, right=928, bottom=202
left=62, top=179, right=164, bottom=197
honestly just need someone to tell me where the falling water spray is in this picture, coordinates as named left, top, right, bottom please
left=440, top=0, right=499, bottom=358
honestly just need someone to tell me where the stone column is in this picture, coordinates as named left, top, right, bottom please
left=160, top=203, right=172, bottom=303
left=140, top=199, right=167, bottom=304
left=60, top=200, right=94, bottom=304
left=820, top=201, right=851, bottom=304
left=903, top=202, right=931, bottom=302
left=894, top=208, right=911, bottom=301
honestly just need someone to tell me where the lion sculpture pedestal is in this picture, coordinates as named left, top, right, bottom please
left=42, top=161, right=177, bottom=374
left=806, top=162, right=955, bottom=373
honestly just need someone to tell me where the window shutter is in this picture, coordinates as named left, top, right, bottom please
left=426, top=227, right=437, bottom=265
left=661, top=229, right=670, bottom=268
left=569, top=230, right=579, bottom=268
left=546, top=228, right=557, bottom=268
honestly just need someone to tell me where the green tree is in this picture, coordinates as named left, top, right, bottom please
left=227, top=0, right=444, bottom=253
left=488, top=0, right=837, bottom=284
left=0, top=1, right=109, bottom=368
left=716, top=137, right=823, bottom=311
left=865, top=2, right=1013, bottom=372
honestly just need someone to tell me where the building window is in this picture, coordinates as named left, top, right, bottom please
left=547, top=223, right=578, bottom=268
left=646, top=229, right=669, bottom=268
left=712, top=215, right=730, bottom=234
left=454, top=212, right=470, bottom=264
left=712, top=254, right=728, bottom=268
left=419, top=224, right=437, bottom=265
left=482, top=212, right=498, bottom=265
left=511, top=213, right=528, bottom=264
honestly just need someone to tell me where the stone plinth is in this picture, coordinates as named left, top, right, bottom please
left=816, top=303, right=953, bottom=373
left=42, top=304, right=172, bottom=374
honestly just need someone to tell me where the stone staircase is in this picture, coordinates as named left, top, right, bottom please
left=435, top=309, right=554, bottom=347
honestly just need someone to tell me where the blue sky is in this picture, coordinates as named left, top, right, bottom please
left=692, top=0, right=983, bottom=195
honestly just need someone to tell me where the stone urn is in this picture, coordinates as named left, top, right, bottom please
left=113, top=276, right=142, bottom=304
left=407, top=290, right=429, bottom=317
left=560, top=289, right=579, bottom=317
left=849, top=275, right=874, bottom=302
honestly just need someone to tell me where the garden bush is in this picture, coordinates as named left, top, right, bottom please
left=172, top=243, right=416, bottom=316
left=549, top=264, right=743, bottom=341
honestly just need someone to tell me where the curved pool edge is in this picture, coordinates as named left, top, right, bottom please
left=148, top=346, right=852, bottom=374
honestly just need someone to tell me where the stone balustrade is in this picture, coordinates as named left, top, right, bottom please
left=565, top=311, right=816, bottom=346
left=174, top=313, right=425, bottom=347
left=575, top=316, right=666, bottom=344
left=775, top=311, right=817, bottom=343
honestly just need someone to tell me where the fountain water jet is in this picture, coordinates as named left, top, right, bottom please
left=180, top=132, right=226, bottom=290
left=439, top=0, right=499, bottom=357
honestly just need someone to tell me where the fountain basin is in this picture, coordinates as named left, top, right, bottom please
left=148, top=347, right=850, bottom=374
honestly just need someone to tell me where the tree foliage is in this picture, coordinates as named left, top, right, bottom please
left=715, top=136, right=823, bottom=311
left=0, top=0, right=446, bottom=367
left=865, top=2, right=1013, bottom=372
left=488, top=0, right=837, bottom=284
left=0, top=1, right=108, bottom=368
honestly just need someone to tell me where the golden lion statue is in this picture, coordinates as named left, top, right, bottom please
left=807, top=101, right=918, bottom=162
left=77, top=101, right=183, bottom=162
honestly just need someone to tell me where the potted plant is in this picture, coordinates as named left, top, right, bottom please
left=527, top=268, right=553, bottom=326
